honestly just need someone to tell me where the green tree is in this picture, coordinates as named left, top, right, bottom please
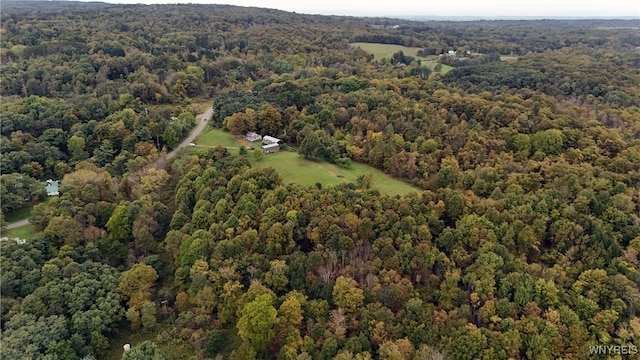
left=206, top=329, right=224, bottom=356
left=299, top=130, right=323, bottom=160
left=253, top=148, right=264, bottom=162
left=119, top=263, right=158, bottom=309
left=94, top=139, right=116, bottom=167
left=0, top=173, right=42, bottom=213
left=257, top=105, right=282, bottom=135
left=106, top=204, right=131, bottom=242
left=68, top=135, right=87, bottom=161
left=237, top=293, right=277, bottom=354
left=532, top=129, right=565, bottom=155
left=264, top=259, right=289, bottom=292
left=162, top=126, right=178, bottom=149
left=512, top=133, right=531, bottom=157
left=140, top=301, right=157, bottom=330
left=43, top=215, right=83, bottom=247
left=1, top=314, right=69, bottom=359
left=332, top=276, right=364, bottom=314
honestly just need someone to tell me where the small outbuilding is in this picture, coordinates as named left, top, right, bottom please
left=261, top=143, right=280, bottom=154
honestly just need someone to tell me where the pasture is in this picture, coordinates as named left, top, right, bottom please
left=350, top=42, right=453, bottom=74
left=195, top=130, right=421, bottom=197
left=195, top=128, right=244, bottom=148
left=351, top=42, right=425, bottom=59
left=250, top=151, right=420, bottom=197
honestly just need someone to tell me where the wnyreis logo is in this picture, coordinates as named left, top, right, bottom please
left=589, top=345, right=638, bottom=355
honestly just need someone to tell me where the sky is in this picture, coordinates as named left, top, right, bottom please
left=93, top=0, right=639, bottom=18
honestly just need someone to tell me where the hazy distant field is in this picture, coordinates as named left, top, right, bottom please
left=500, top=55, right=519, bottom=61
left=350, top=42, right=454, bottom=74
left=350, top=42, right=425, bottom=59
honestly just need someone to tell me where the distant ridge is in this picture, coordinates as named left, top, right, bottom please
left=396, top=15, right=640, bottom=21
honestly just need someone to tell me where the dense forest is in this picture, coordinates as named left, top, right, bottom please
left=1, top=2, right=640, bottom=359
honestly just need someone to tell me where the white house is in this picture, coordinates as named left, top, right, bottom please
left=45, top=180, right=59, bottom=196
left=245, top=131, right=262, bottom=142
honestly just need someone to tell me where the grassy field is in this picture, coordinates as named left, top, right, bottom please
left=422, top=60, right=454, bottom=74
left=350, top=42, right=453, bottom=74
left=195, top=129, right=421, bottom=196
left=351, top=42, right=425, bottom=59
left=195, top=128, right=244, bottom=148
left=500, top=55, right=519, bottom=61
left=3, top=224, right=38, bottom=240
left=250, top=151, right=420, bottom=197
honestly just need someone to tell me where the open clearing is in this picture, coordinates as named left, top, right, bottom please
left=3, top=224, right=38, bottom=240
left=195, top=127, right=245, bottom=148
left=250, top=151, right=419, bottom=197
left=195, top=129, right=421, bottom=197
left=351, top=42, right=425, bottom=59
left=500, top=55, right=519, bottom=61
left=350, top=42, right=454, bottom=74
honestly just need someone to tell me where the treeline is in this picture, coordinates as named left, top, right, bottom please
left=443, top=52, right=640, bottom=107
left=6, top=144, right=638, bottom=359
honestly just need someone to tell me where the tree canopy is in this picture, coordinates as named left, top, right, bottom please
left=1, top=2, right=639, bottom=359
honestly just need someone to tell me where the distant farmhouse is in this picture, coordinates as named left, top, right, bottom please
left=261, top=135, right=283, bottom=154
left=245, top=131, right=262, bottom=142
left=45, top=179, right=59, bottom=196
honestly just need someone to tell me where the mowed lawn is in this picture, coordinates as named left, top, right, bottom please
left=350, top=42, right=453, bottom=74
left=195, top=128, right=244, bottom=148
left=251, top=151, right=420, bottom=197
left=3, top=224, right=38, bottom=240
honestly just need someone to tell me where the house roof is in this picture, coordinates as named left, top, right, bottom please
left=262, top=135, right=282, bottom=144
left=45, top=180, right=59, bottom=196
left=261, top=143, right=280, bottom=149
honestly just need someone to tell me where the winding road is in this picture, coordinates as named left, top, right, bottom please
left=166, top=106, right=213, bottom=160
left=3, top=105, right=214, bottom=231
